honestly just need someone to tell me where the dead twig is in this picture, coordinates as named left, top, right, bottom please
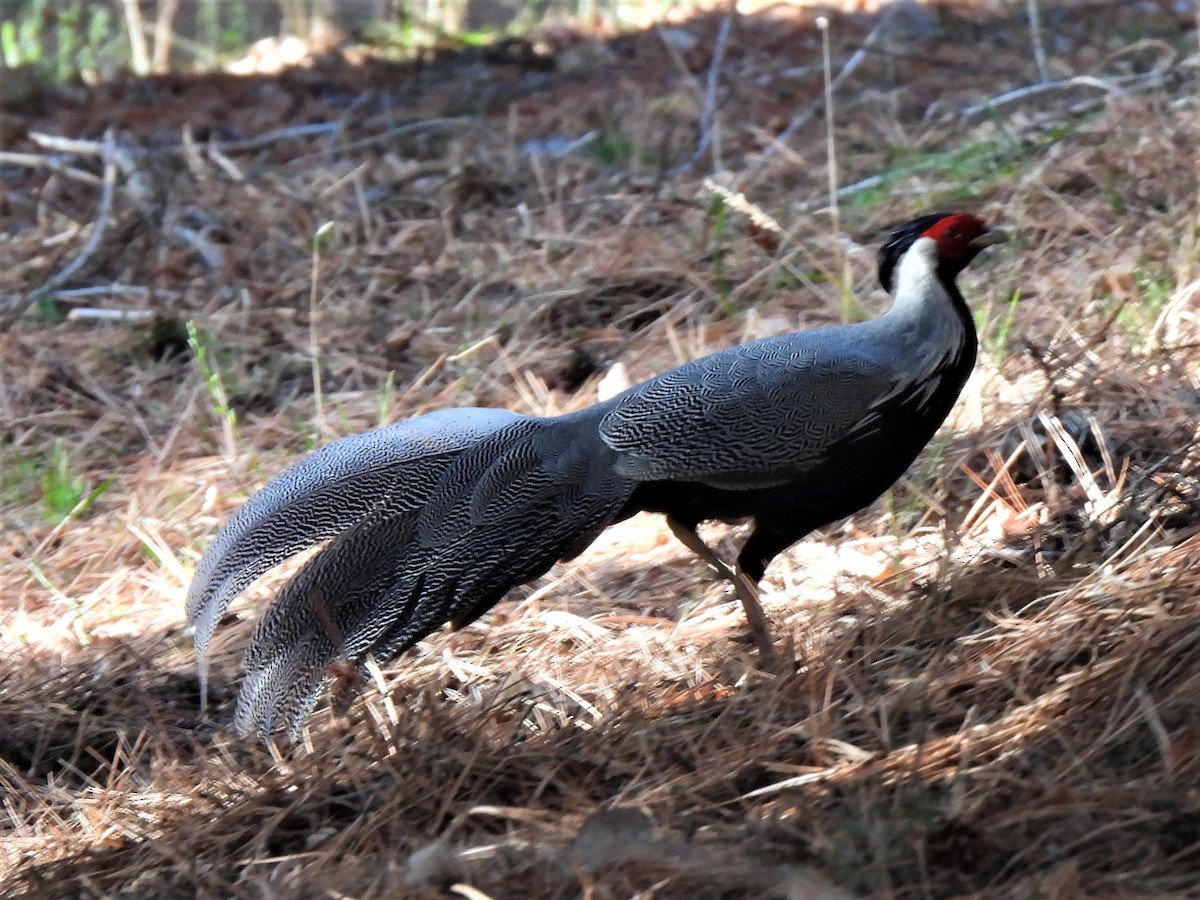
left=670, top=9, right=735, bottom=175
left=747, top=3, right=900, bottom=186
left=0, top=152, right=104, bottom=185
left=2, top=130, right=119, bottom=331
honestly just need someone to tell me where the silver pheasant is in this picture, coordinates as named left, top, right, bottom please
left=187, top=212, right=1009, bottom=737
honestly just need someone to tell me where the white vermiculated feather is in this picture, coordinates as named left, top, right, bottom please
left=186, top=407, right=522, bottom=694
left=228, top=412, right=634, bottom=737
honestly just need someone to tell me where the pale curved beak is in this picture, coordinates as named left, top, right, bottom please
left=970, top=227, right=1010, bottom=248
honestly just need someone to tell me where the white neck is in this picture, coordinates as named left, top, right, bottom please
left=879, top=236, right=970, bottom=374
left=890, top=237, right=950, bottom=315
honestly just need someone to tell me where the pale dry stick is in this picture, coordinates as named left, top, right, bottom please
left=1085, top=413, right=1119, bottom=487
left=26, top=130, right=151, bottom=203
left=989, top=446, right=1031, bottom=522
left=1025, top=0, right=1050, bottom=83
left=699, top=10, right=734, bottom=172
left=1039, top=411, right=1109, bottom=516
left=1135, top=685, right=1174, bottom=776
left=670, top=9, right=734, bottom=175
left=204, top=139, right=247, bottom=183
left=28, top=132, right=111, bottom=156
left=127, top=521, right=188, bottom=585
left=151, top=0, right=180, bottom=72
left=191, top=127, right=313, bottom=209
left=351, top=167, right=375, bottom=245
left=66, top=308, right=155, bottom=323
left=450, top=882, right=498, bottom=900
left=319, top=88, right=376, bottom=159
left=31, top=122, right=340, bottom=162
left=1149, top=278, right=1200, bottom=350
left=816, top=15, right=853, bottom=323
left=447, top=334, right=504, bottom=365
left=318, top=159, right=371, bottom=198
left=1098, top=504, right=1176, bottom=576
left=31, top=118, right=478, bottom=167
left=207, top=121, right=341, bottom=153
left=817, top=16, right=838, bottom=234
left=120, top=0, right=151, bottom=74
left=172, top=225, right=224, bottom=270
left=510, top=568, right=583, bottom=618
left=810, top=172, right=886, bottom=210
left=525, top=153, right=557, bottom=235
left=361, top=655, right=401, bottom=732
left=958, top=72, right=1161, bottom=120
left=128, top=19, right=223, bottom=67
left=310, top=223, right=335, bottom=440
left=654, top=24, right=706, bottom=106
left=152, top=385, right=200, bottom=467
left=291, top=117, right=482, bottom=161
left=0, top=151, right=103, bottom=185
left=179, top=124, right=206, bottom=178
left=1, top=130, right=119, bottom=331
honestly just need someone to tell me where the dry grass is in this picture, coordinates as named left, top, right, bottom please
left=3, top=1, right=1200, bottom=896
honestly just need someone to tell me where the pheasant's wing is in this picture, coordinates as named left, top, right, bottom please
left=598, top=332, right=900, bottom=489
left=186, top=408, right=522, bottom=690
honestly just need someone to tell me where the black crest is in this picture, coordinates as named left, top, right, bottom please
left=876, top=212, right=954, bottom=293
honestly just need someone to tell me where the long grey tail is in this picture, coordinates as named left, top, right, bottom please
left=186, top=406, right=635, bottom=738
left=186, top=409, right=522, bottom=700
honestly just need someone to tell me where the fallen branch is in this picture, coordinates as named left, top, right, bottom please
left=958, top=71, right=1166, bottom=121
